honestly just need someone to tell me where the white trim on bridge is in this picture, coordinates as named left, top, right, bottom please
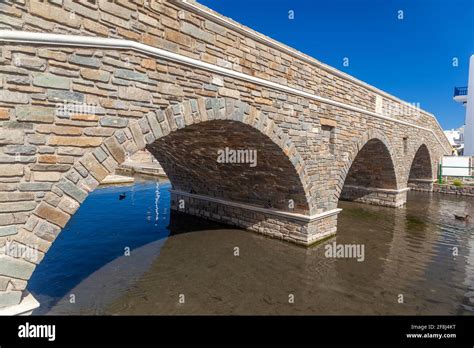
left=171, top=189, right=342, bottom=223
left=342, top=185, right=411, bottom=194
left=0, top=30, right=450, bottom=154
left=0, top=292, right=39, bottom=316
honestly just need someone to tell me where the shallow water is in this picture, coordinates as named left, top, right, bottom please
left=28, top=177, right=474, bottom=315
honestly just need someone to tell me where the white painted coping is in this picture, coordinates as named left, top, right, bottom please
left=100, top=174, right=135, bottom=185
left=0, top=292, right=39, bottom=316
left=171, top=189, right=342, bottom=223
left=342, top=185, right=411, bottom=193
left=408, top=178, right=436, bottom=183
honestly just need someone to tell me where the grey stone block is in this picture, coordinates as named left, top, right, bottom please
left=56, top=179, right=88, bottom=203
left=69, top=55, right=101, bottom=68
left=0, top=256, right=36, bottom=280
left=19, top=182, right=53, bottom=191
left=0, top=225, right=17, bottom=237
left=100, top=116, right=129, bottom=128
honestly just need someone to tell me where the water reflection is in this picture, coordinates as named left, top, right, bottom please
left=28, top=178, right=171, bottom=314
left=28, top=179, right=474, bottom=315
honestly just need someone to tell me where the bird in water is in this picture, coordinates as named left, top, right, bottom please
left=119, top=193, right=126, bottom=200
left=454, top=214, right=470, bottom=221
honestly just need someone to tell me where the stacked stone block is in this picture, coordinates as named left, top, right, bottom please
left=171, top=191, right=338, bottom=246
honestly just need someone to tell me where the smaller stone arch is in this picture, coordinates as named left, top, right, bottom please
left=407, top=143, right=434, bottom=192
left=335, top=129, right=406, bottom=208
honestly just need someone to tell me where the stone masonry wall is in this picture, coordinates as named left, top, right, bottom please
left=342, top=138, right=398, bottom=189
left=408, top=144, right=433, bottom=181
left=171, top=191, right=338, bottom=246
left=432, top=184, right=474, bottom=197
left=340, top=186, right=408, bottom=208
left=408, top=180, right=434, bottom=192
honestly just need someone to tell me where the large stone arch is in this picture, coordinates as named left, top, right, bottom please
left=335, top=129, right=406, bottom=208
left=1, top=97, right=319, bottom=312
left=148, top=120, right=310, bottom=213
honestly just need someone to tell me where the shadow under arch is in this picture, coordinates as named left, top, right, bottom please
left=148, top=119, right=309, bottom=213
left=407, top=143, right=434, bottom=192
left=335, top=130, right=404, bottom=208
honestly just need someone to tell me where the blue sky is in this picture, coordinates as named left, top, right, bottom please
left=199, top=0, right=473, bottom=130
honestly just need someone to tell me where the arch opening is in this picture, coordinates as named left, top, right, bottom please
left=339, top=138, right=405, bottom=207
left=147, top=119, right=310, bottom=214
left=407, top=144, right=433, bottom=192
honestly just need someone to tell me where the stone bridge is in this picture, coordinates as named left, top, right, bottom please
left=0, top=0, right=451, bottom=313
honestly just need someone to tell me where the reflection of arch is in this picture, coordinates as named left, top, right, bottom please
left=335, top=129, right=399, bottom=203
left=11, top=97, right=313, bottom=298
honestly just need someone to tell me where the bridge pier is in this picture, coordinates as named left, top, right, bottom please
left=408, top=179, right=435, bottom=192
left=171, top=190, right=341, bottom=246
left=340, top=186, right=409, bottom=208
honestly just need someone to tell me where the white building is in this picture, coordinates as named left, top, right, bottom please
left=444, top=126, right=464, bottom=154
left=454, top=55, right=474, bottom=156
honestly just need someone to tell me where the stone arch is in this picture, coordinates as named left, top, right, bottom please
left=336, top=129, right=400, bottom=196
left=148, top=120, right=310, bottom=213
left=3, top=97, right=313, bottom=311
left=407, top=143, right=434, bottom=191
left=24, top=96, right=313, bottom=234
left=335, top=129, right=404, bottom=207
left=409, top=144, right=433, bottom=180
